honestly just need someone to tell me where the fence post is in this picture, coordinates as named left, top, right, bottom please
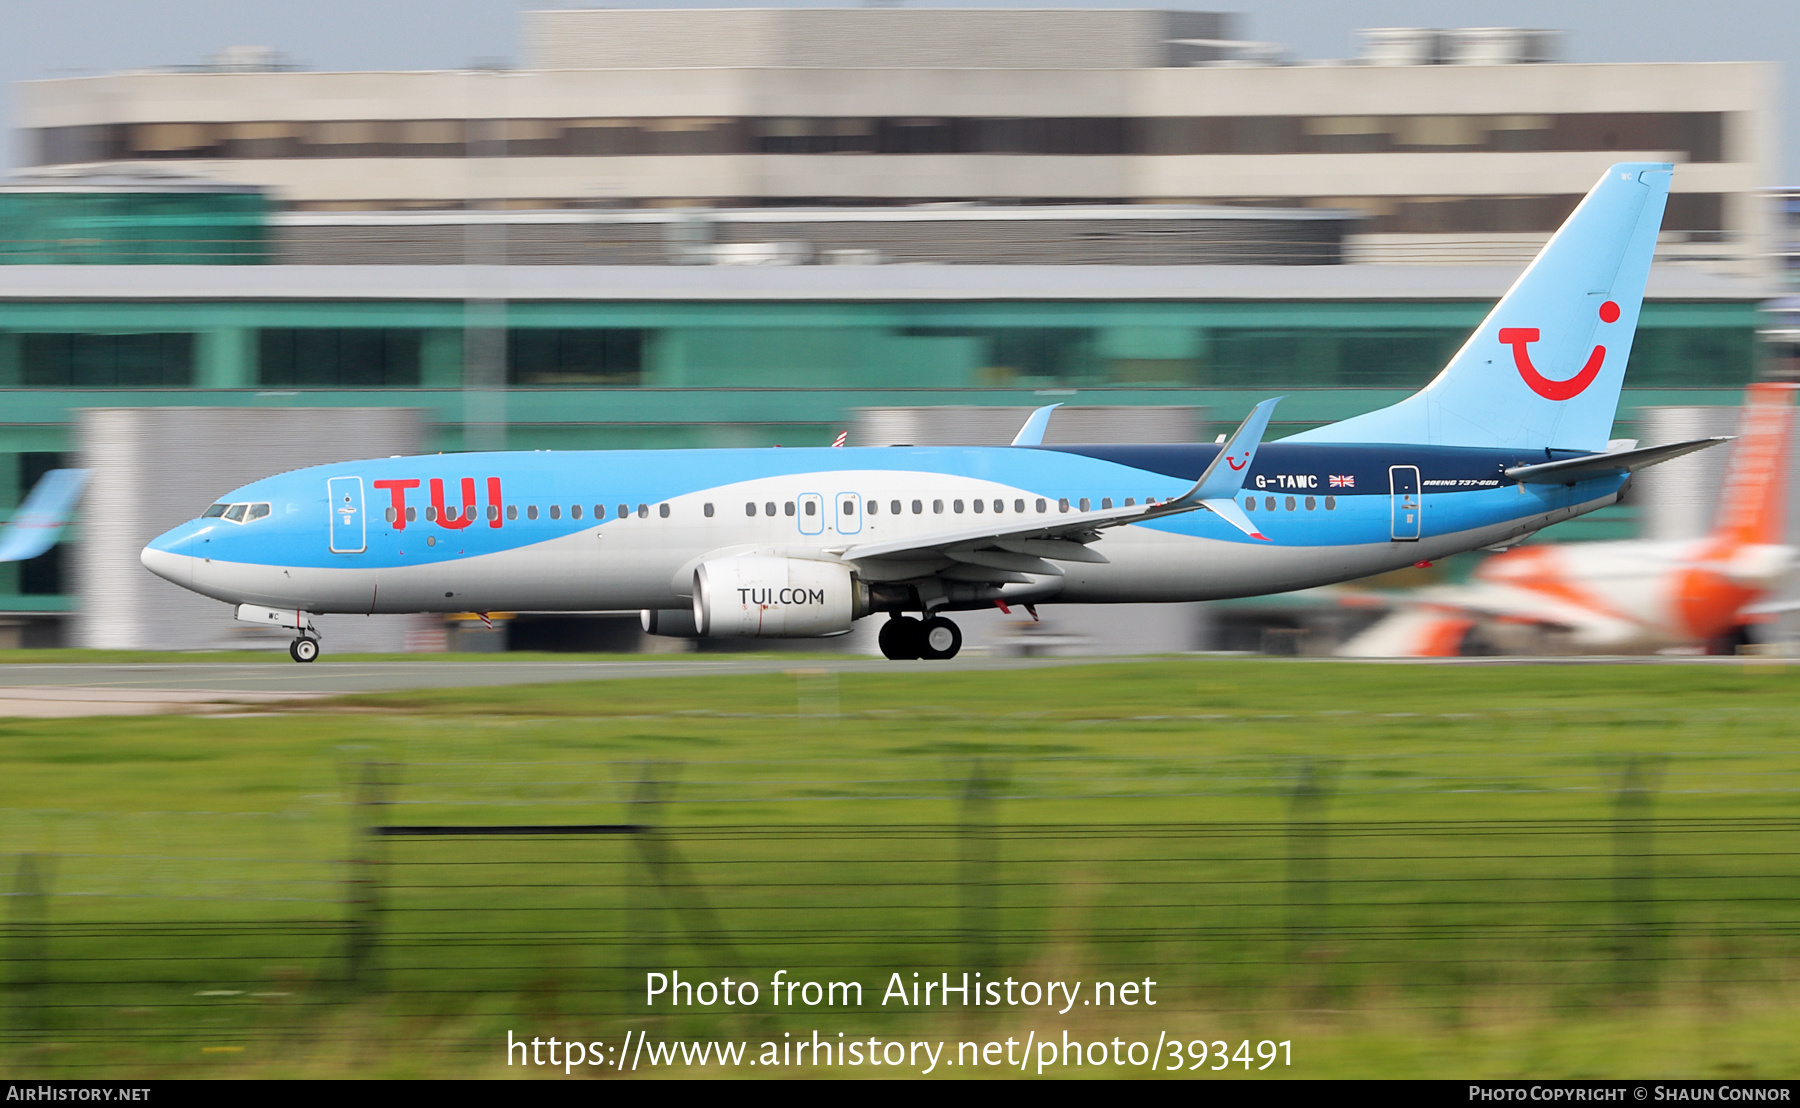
left=5, top=854, right=48, bottom=1034
left=628, top=762, right=674, bottom=985
left=627, top=761, right=744, bottom=982
left=343, top=761, right=390, bottom=993
left=1285, top=761, right=1332, bottom=956
left=958, top=759, right=1004, bottom=974
left=1612, top=756, right=1662, bottom=996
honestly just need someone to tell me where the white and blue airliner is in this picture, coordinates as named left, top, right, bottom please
left=143, top=162, right=1722, bottom=662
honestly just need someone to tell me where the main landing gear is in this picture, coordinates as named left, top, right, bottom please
left=878, top=613, right=963, bottom=661
left=288, top=635, right=321, bottom=664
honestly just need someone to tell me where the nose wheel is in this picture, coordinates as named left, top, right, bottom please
left=289, top=636, right=320, bottom=664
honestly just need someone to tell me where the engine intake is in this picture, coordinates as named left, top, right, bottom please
left=693, top=556, right=861, bottom=638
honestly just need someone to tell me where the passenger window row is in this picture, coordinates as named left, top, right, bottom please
left=378, top=489, right=1214, bottom=529
left=383, top=502, right=675, bottom=524
left=1244, top=495, right=1336, bottom=512
left=735, top=495, right=1159, bottom=519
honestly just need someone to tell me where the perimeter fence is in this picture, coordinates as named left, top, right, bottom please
left=4, top=703, right=1800, bottom=1071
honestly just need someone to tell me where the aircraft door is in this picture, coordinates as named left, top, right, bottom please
left=797, top=492, right=825, bottom=536
left=835, top=492, right=862, bottom=535
left=1389, top=465, right=1421, bottom=542
left=328, top=476, right=367, bottom=553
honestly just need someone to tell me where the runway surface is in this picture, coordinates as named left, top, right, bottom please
left=0, top=652, right=1777, bottom=716
left=0, top=655, right=1135, bottom=701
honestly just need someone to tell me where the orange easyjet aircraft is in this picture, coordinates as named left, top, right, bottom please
left=1339, top=383, right=1797, bottom=657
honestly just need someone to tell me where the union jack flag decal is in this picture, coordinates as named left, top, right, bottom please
left=1329, top=474, right=1355, bottom=488
left=831, top=431, right=848, bottom=448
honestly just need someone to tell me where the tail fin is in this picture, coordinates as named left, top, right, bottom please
left=1708, top=383, right=1797, bottom=548
left=1288, top=162, right=1672, bottom=451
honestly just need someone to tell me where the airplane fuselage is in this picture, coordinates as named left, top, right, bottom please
left=142, top=441, right=1624, bottom=618
left=1473, top=537, right=1793, bottom=647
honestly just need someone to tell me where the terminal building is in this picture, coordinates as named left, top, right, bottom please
left=0, top=9, right=1786, bottom=652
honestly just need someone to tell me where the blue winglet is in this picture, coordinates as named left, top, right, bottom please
left=1152, top=398, right=1280, bottom=541
left=1010, top=403, right=1062, bottom=446
left=0, top=469, right=87, bottom=562
left=1188, top=397, right=1282, bottom=502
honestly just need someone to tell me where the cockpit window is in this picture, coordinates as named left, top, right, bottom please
left=209, top=501, right=272, bottom=524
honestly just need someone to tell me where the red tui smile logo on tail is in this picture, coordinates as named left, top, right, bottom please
left=1498, top=301, right=1620, bottom=401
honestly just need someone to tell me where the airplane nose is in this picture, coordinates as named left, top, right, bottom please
left=141, top=521, right=204, bottom=588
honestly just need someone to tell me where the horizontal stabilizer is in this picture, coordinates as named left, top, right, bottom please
left=1503, top=437, right=1728, bottom=484
left=0, top=469, right=87, bottom=563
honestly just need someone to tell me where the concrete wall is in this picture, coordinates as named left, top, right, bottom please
left=1633, top=405, right=1740, bottom=541
left=75, top=407, right=422, bottom=651
left=854, top=405, right=1204, bottom=446
left=525, top=9, right=1200, bottom=71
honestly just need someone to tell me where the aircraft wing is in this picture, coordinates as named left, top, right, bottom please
left=0, top=469, right=88, bottom=563
left=838, top=398, right=1283, bottom=579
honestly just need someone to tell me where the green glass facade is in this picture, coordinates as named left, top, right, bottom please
left=0, top=189, right=271, bottom=265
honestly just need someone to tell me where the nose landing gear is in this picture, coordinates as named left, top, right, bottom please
left=878, top=613, right=962, bottom=661
left=289, top=635, right=321, bottom=663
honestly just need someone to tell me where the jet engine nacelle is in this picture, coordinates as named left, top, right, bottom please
left=692, top=556, right=861, bottom=638
left=640, top=607, right=701, bottom=637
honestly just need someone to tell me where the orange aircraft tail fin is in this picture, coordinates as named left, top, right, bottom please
left=1709, top=383, right=1798, bottom=549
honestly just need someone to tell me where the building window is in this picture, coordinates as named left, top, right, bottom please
left=20, top=333, right=194, bottom=387
left=507, top=329, right=645, bottom=386
left=258, top=329, right=421, bottom=387
left=30, top=110, right=1731, bottom=169
left=259, top=329, right=423, bottom=390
